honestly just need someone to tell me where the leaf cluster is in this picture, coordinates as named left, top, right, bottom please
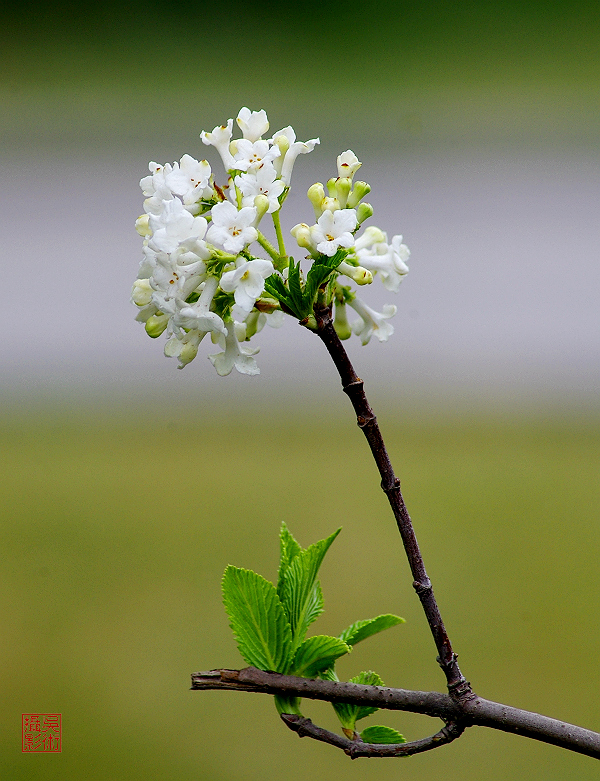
left=263, top=250, right=349, bottom=321
left=222, top=523, right=405, bottom=741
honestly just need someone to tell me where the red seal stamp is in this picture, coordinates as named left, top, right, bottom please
left=22, top=714, right=62, bottom=752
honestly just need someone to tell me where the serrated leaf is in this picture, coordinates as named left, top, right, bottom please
left=291, top=635, right=351, bottom=678
left=282, top=527, right=341, bottom=647
left=222, top=565, right=292, bottom=673
left=264, top=273, right=288, bottom=301
left=287, top=260, right=305, bottom=315
left=338, top=614, right=405, bottom=646
left=303, top=263, right=335, bottom=306
left=332, top=670, right=384, bottom=729
left=351, top=670, right=385, bottom=721
left=277, top=522, right=302, bottom=600
left=360, top=725, right=406, bottom=744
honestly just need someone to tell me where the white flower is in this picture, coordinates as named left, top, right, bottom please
left=148, top=198, right=210, bottom=255
left=349, top=298, right=397, bottom=345
left=235, top=164, right=285, bottom=213
left=140, top=161, right=173, bottom=196
left=220, top=258, right=275, bottom=317
left=354, top=225, right=386, bottom=252
left=271, top=126, right=320, bottom=185
left=201, top=119, right=236, bottom=170
left=165, top=155, right=212, bottom=206
left=164, top=329, right=207, bottom=369
left=232, top=139, right=280, bottom=173
left=391, top=235, right=410, bottom=272
left=143, top=184, right=173, bottom=218
left=174, top=276, right=227, bottom=336
left=236, top=107, right=269, bottom=142
left=337, top=150, right=362, bottom=180
left=206, top=201, right=258, bottom=254
left=355, top=230, right=410, bottom=292
left=310, top=209, right=358, bottom=256
left=149, top=250, right=207, bottom=319
left=209, top=323, right=260, bottom=376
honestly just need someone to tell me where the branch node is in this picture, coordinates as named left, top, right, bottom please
left=413, top=579, right=432, bottom=596
left=356, top=413, right=376, bottom=429
left=447, top=676, right=476, bottom=703
left=382, top=477, right=401, bottom=494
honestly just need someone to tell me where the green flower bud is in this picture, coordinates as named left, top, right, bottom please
left=333, top=301, right=352, bottom=340
left=244, top=310, right=261, bottom=339
left=178, top=340, right=199, bottom=366
left=356, top=202, right=374, bottom=224
left=326, top=177, right=337, bottom=197
left=335, top=177, right=352, bottom=208
left=338, top=261, right=373, bottom=286
left=145, top=313, right=169, bottom=338
left=347, top=181, right=371, bottom=208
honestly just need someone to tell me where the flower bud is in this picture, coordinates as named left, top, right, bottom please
left=253, top=194, right=270, bottom=225
left=291, top=223, right=314, bottom=250
left=347, top=181, right=371, bottom=208
left=178, top=340, right=199, bottom=366
left=131, top=278, right=153, bottom=307
left=333, top=301, right=352, bottom=340
left=338, top=261, right=373, bottom=286
left=272, top=134, right=291, bottom=177
left=307, top=182, right=326, bottom=219
left=145, top=313, right=169, bottom=338
left=135, top=214, right=151, bottom=237
left=273, top=134, right=291, bottom=158
left=244, top=310, right=261, bottom=339
left=356, top=202, right=374, bottom=224
left=321, top=196, right=340, bottom=213
left=335, top=177, right=352, bottom=208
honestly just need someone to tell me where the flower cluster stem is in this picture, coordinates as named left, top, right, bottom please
left=312, top=305, right=471, bottom=698
left=272, top=210, right=287, bottom=259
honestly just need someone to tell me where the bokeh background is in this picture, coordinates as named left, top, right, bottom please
left=1, top=1, right=599, bottom=778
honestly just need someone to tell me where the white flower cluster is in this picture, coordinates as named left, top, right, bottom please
left=132, top=107, right=410, bottom=375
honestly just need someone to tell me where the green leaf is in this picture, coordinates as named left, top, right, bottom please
left=360, top=725, right=406, bottom=744
left=282, top=527, right=341, bottom=647
left=222, top=565, right=292, bottom=673
left=352, top=670, right=385, bottom=722
left=287, top=260, right=305, bottom=315
left=303, top=263, right=335, bottom=306
left=264, top=273, right=288, bottom=301
left=276, top=522, right=302, bottom=600
left=338, top=614, right=405, bottom=646
left=291, top=635, right=351, bottom=678
left=332, top=670, right=384, bottom=729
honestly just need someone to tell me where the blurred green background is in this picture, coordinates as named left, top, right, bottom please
left=2, top=1, right=600, bottom=778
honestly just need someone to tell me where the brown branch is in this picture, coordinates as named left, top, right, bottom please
left=191, top=668, right=600, bottom=759
left=312, top=306, right=469, bottom=696
left=280, top=713, right=465, bottom=758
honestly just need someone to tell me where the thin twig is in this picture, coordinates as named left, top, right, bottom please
left=280, top=713, right=465, bottom=758
left=312, top=305, right=469, bottom=697
left=191, top=668, right=600, bottom=759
